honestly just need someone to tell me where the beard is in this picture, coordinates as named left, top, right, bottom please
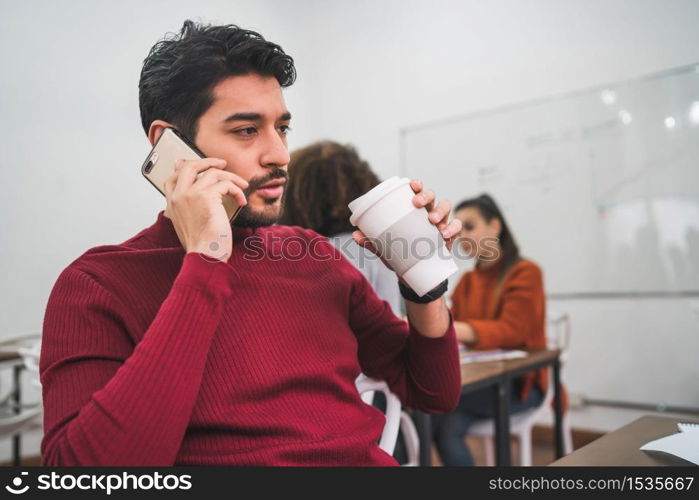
left=232, top=168, right=288, bottom=228
left=232, top=199, right=281, bottom=228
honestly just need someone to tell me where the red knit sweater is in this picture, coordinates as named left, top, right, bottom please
left=40, top=211, right=460, bottom=466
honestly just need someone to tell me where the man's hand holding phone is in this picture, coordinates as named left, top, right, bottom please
left=163, top=157, right=249, bottom=263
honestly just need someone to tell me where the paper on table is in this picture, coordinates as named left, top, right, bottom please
left=459, top=348, right=527, bottom=364
left=640, top=430, right=699, bottom=465
left=677, top=422, right=699, bottom=433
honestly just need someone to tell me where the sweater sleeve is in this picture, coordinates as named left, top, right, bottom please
left=40, top=253, right=235, bottom=466
left=468, top=263, right=545, bottom=350
left=347, top=267, right=461, bottom=414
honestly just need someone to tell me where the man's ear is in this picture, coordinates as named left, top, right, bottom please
left=147, top=120, right=176, bottom=146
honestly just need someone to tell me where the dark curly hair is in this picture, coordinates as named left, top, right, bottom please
left=280, top=141, right=380, bottom=237
left=139, top=20, right=296, bottom=140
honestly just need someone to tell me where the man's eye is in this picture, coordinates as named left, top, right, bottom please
left=279, top=125, right=292, bottom=136
left=463, top=223, right=474, bottom=231
left=235, top=127, right=257, bottom=136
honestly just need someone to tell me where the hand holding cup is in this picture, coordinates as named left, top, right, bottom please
left=348, top=177, right=460, bottom=296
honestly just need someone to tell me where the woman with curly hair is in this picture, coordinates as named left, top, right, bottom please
left=280, top=140, right=402, bottom=316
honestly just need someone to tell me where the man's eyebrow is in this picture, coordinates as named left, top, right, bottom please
left=223, top=112, right=262, bottom=123
left=223, top=111, right=292, bottom=123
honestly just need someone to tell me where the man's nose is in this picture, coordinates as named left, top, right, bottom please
left=260, top=129, right=290, bottom=168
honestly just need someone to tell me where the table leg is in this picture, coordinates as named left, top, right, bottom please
left=553, top=358, right=564, bottom=458
left=12, top=364, right=22, bottom=466
left=412, top=411, right=432, bottom=466
left=494, top=378, right=511, bottom=466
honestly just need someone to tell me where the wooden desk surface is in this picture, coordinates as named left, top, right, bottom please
left=550, top=415, right=699, bottom=466
left=460, top=349, right=559, bottom=386
left=500, top=349, right=559, bottom=373
left=460, top=360, right=503, bottom=386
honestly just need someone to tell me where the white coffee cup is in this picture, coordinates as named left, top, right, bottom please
left=348, top=176, right=457, bottom=296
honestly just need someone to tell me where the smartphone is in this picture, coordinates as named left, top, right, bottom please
left=141, top=127, right=242, bottom=221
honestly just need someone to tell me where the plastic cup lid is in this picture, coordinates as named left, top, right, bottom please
left=348, top=176, right=410, bottom=226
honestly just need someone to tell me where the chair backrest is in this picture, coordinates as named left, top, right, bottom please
left=18, top=340, right=42, bottom=389
left=0, top=332, right=41, bottom=393
left=538, top=310, right=572, bottom=408
left=355, top=374, right=402, bottom=454
left=491, top=311, right=571, bottom=428
left=546, top=310, right=571, bottom=364
left=0, top=406, right=42, bottom=437
left=0, top=333, right=43, bottom=439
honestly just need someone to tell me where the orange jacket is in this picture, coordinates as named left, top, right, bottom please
left=451, top=258, right=551, bottom=404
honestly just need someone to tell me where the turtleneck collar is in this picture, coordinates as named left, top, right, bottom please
left=473, top=256, right=503, bottom=277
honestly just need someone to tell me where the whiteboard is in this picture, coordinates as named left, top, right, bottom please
left=403, top=64, right=699, bottom=296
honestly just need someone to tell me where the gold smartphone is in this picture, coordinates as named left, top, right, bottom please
left=141, top=128, right=241, bottom=221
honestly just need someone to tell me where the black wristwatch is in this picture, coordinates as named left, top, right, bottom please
left=398, top=279, right=448, bottom=304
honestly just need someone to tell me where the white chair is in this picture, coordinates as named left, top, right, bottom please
left=0, top=407, right=42, bottom=437
left=355, top=374, right=420, bottom=466
left=0, top=332, right=42, bottom=402
left=0, top=332, right=41, bottom=402
left=0, top=332, right=43, bottom=465
left=467, top=310, right=573, bottom=466
left=18, top=340, right=42, bottom=389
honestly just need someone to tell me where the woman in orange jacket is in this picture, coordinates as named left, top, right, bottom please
left=433, top=194, right=547, bottom=466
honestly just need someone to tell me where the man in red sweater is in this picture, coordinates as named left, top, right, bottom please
left=40, top=20, right=463, bottom=466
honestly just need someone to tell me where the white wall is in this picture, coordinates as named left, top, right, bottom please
left=305, top=0, right=699, bottom=180
left=1, top=0, right=698, bottom=460
left=551, top=297, right=699, bottom=406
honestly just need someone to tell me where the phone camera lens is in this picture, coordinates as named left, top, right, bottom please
left=144, top=160, right=154, bottom=174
